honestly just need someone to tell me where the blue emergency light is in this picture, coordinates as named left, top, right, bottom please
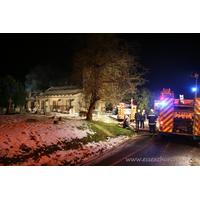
left=160, top=101, right=167, bottom=107
left=192, top=87, right=197, bottom=92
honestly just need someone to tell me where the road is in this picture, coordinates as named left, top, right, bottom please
left=81, top=132, right=200, bottom=166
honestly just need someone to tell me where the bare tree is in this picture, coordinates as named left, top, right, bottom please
left=72, top=34, right=148, bottom=121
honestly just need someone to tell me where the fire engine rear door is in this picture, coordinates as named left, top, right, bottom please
left=160, top=98, right=174, bottom=132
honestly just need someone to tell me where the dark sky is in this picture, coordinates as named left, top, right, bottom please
left=0, top=34, right=71, bottom=81
left=0, top=33, right=200, bottom=99
left=122, top=33, right=200, bottom=99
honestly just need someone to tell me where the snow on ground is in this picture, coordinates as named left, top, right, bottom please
left=0, top=113, right=129, bottom=166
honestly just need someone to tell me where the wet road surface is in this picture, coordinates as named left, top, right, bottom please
left=81, top=132, right=200, bottom=166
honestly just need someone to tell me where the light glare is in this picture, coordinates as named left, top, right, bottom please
left=192, top=87, right=197, bottom=92
left=160, top=101, right=167, bottom=107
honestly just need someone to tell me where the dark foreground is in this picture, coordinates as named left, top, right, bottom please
left=81, top=132, right=200, bottom=166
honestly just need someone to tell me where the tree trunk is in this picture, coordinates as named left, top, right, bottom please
left=86, top=100, right=96, bottom=121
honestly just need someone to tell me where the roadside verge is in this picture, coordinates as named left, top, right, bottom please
left=78, top=131, right=150, bottom=166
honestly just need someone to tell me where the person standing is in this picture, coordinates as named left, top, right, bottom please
left=140, top=110, right=146, bottom=129
left=135, top=109, right=141, bottom=130
left=147, top=109, right=158, bottom=136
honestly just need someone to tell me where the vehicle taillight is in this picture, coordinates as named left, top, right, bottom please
left=160, top=121, right=163, bottom=125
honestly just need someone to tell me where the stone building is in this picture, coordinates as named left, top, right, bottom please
left=26, top=86, right=105, bottom=114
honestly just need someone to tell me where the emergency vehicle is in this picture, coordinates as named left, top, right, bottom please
left=112, top=94, right=137, bottom=121
left=115, top=103, right=137, bottom=121
left=155, top=88, right=200, bottom=140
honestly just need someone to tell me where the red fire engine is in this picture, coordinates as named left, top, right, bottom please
left=113, top=103, right=137, bottom=121
left=112, top=93, right=137, bottom=121
left=155, top=88, right=200, bottom=140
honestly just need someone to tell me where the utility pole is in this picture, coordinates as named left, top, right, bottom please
left=192, top=72, right=199, bottom=103
left=194, top=73, right=199, bottom=100
left=130, top=90, right=133, bottom=107
left=192, top=73, right=199, bottom=138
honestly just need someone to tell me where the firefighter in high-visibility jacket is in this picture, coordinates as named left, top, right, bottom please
left=147, top=109, right=158, bottom=136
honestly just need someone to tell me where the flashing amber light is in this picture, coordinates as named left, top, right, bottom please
left=160, top=121, right=163, bottom=125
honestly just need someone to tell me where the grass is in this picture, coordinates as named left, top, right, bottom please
left=87, top=121, right=135, bottom=139
left=75, top=120, right=135, bottom=145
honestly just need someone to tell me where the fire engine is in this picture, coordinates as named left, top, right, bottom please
left=112, top=93, right=137, bottom=121
left=155, top=88, right=200, bottom=140
left=113, top=103, right=137, bottom=121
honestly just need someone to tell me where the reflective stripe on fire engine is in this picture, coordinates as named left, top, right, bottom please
left=194, top=98, right=200, bottom=114
left=194, top=98, right=200, bottom=135
left=160, top=98, right=174, bottom=132
left=131, top=106, right=136, bottom=120
left=118, top=105, right=124, bottom=119
left=194, top=115, right=198, bottom=135
left=194, top=114, right=200, bottom=135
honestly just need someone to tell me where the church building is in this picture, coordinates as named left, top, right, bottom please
left=26, top=86, right=105, bottom=114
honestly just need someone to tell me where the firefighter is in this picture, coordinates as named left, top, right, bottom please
left=147, top=109, right=158, bottom=136
left=135, top=109, right=141, bottom=130
left=123, top=115, right=130, bottom=129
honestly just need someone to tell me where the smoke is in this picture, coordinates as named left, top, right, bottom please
left=25, top=74, right=37, bottom=92
left=25, top=65, right=69, bottom=91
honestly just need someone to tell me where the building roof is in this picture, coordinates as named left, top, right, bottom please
left=45, top=85, right=82, bottom=92
left=26, top=86, right=83, bottom=100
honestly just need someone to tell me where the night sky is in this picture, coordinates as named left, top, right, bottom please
left=0, top=33, right=200, bottom=99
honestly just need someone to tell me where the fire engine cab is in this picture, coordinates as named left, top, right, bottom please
left=155, top=88, right=200, bottom=140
